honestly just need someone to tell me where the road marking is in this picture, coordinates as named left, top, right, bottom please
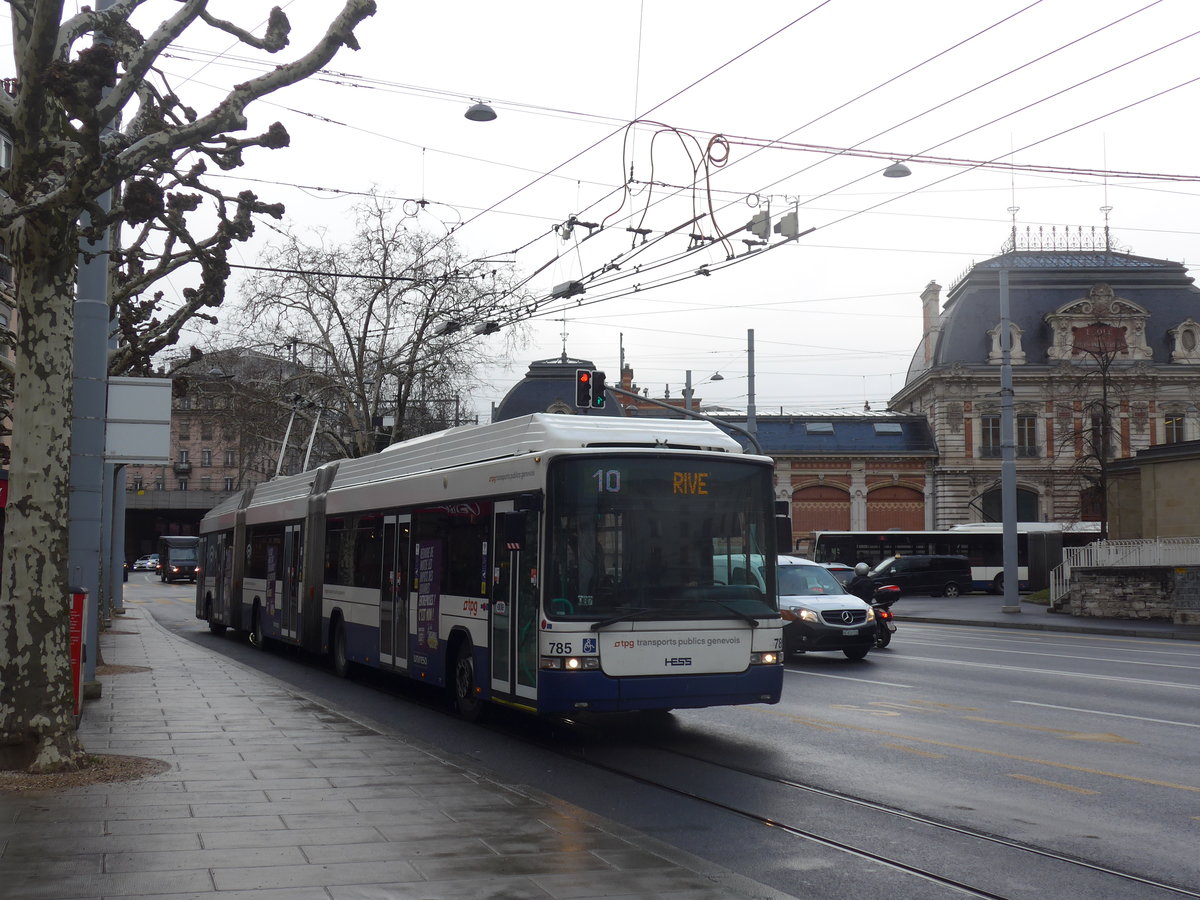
left=756, top=709, right=1200, bottom=794
left=894, top=655, right=1200, bottom=692
left=874, top=700, right=981, bottom=713
left=903, top=627, right=1200, bottom=656
left=896, top=641, right=1200, bottom=672
left=830, top=704, right=901, bottom=716
left=785, top=669, right=912, bottom=688
left=1007, top=774, right=1099, bottom=795
left=883, top=743, right=945, bottom=759
left=963, top=716, right=1136, bottom=744
left=1012, top=701, right=1200, bottom=730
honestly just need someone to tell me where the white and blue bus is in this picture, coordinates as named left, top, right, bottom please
left=812, top=522, right=1099, bottom=593
left=197, top=414, right=785, bottom=718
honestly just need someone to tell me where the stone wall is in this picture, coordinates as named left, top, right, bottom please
left=1068, top=566, right=1200, bottom=625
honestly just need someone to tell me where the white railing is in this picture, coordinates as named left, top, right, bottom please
left=1049, top=537, right=1200, bottom=605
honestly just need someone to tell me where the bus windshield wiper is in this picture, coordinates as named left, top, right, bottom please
left=590, top=607, right=671, bottom=630
left=699, top=599, right=760, bottom=627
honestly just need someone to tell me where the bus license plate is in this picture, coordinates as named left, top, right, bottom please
left=842, top=628, right=858, bottom=636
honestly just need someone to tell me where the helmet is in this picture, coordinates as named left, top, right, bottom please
left=854, top=562, right=870, bottom=576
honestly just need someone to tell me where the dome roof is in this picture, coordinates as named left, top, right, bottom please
left=906, top=249, right=1200, bottom=383
left=493, top=355, right=624, bottom=421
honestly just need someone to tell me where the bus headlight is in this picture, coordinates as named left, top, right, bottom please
left=541, top=656, right=601, bottom=671
left=751, top=651, right=780, bottom=665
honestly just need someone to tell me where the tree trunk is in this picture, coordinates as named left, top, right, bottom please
left=0, top=209, right=84, bottom=771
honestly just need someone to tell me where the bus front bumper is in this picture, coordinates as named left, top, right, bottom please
left=535, top=666, right=783, bottom=714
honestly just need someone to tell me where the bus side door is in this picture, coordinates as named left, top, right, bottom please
left=491, top=502, right=539, bottom=701
left=281, top=524, right=302, bottom=640
left=379, top=514, right=411, bottom=669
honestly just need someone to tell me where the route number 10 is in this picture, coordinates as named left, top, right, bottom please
left=593, top=469, right=621, bottom=493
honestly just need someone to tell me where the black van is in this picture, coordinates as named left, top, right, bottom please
left=867, top=555, right=972, bottom=597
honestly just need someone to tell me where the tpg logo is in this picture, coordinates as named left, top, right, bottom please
left=664, top=657, right=693, bottom=667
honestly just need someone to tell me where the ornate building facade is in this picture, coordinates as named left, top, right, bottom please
left=891, top=232, right=1200, bottom=530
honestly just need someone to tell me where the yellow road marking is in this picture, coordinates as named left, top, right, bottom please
left=1008, top=774, right=1099, bottom=795
left=757, top=708, right=1200, bottom=794
left=830, top=704, right=901, bottom=716
left=964, top=716, right=1137, bottom=744
left=883, top=743, right=945, bottom=759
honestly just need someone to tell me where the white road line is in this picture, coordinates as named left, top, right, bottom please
left=1012, top=700, right=1200, bottom=729
left=899, top=654, right=1200, bottom=691
left=891, top=641, right=1200, bottom=671
left=785, top=669, right=913, bottom=688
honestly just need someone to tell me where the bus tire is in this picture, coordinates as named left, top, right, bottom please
left=943, top=582, right=961, bottom=598
left=250, top=602, right=266, bottom=649
left=205, top=598, right=227, bottom=635
left=991, top=574, right=1003, bottom=594
left=451, top=640, right=484, bottom=722
left=331, top=617, right=350, bottom=679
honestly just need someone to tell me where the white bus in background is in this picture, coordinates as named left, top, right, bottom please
left=197, top=414, right=786, bottom=719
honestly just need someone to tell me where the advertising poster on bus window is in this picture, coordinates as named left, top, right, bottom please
left=412, top=540, right=443, bottom=678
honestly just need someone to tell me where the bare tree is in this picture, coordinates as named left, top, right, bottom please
left=223, top=192, right=529, bottom=461
left=0, top=1, right=375, bottom=772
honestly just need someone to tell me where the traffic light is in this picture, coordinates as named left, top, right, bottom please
left=575, top=369, right=592, bottom=408
left=747, top=210, right=771, bottom=240
left=774, top=211, right=799, bottom=239
left=591, top=371, right=607, bottom=408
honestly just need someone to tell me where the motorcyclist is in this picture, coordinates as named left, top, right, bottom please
left=845, top=562, right=876, bottom=602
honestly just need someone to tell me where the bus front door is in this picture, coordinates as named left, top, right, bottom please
left=379, top=515, right=411, bottom=669
left=491, top=503, right=539, bottom=702
left=281, top=524, right=302, bottom=640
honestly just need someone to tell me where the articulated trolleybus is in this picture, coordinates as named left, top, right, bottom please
left=196, top=414, right=785, bottom=718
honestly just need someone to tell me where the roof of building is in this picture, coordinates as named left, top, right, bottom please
left=905, top=248, right=1200, bottom=383
left=710, top=413, right=937, bottom=457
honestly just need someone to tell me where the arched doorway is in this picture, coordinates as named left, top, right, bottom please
left=792, top=485, right=850, bottom=536
left=865, top=485, right=925, bottom=530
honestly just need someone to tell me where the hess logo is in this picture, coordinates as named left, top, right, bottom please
left=664, top=657, right=693, bottom=667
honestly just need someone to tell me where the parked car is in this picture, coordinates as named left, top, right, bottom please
left=132, top=554, right=159, bottom=571
left=778, top=556, right=875, bottom=661
left=866, top=554, right=972, bottom=597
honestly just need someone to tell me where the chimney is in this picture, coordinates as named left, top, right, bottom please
left=921, top=280, right=942, bottom=366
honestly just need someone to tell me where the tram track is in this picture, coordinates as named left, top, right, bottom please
left=513, top=711, right=1200, bottom=900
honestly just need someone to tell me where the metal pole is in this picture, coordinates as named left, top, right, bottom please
left=302, top=408, right=322, bottom=472
left=275, top=404, right=298, bottom=478
left=684, top=370, right=693, bottom=412
left=747, top=329, right=757, bottom=438
left=1000, top=268, right=1020, bottom=613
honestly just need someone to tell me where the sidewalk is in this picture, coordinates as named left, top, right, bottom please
left=894, top=594, right=1200, bottom=641
left=0, top=611, right=791, bottom=900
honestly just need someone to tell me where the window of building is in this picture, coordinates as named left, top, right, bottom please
left=131, top=476, right=143, bottom=491
left=178, top=478, right=188, bottom=491
left=154, top=478, right=164, bottom=491
left=805, top=422, right=834, bottom=434
left=201, top=449, right=212, bottom=467
left=178, top=449, right=189, bottom=463
left=224, top=477, right=235, bottom=491
left=224, top=450, right=236, bottom=467
left=0, top=136, right=11, bottom=169
left=1016, top=415, right=1038, bottom=457
left=873, top=422, right=903, bottom=435
left=980, top=416, right=1001, bottom=457
left=1164, top=414, right=1185, bottom=444
left=201, top=476, right=211, bottom=491
left=1090, top=413, right=1112, bottom=459
left=178, top=425, right=190, bottom=441
left=178, top=396, right=192, bottom=410
left=201, top=423, right=213, bottom=440
left=1080, top=485, right=1103, bottom=521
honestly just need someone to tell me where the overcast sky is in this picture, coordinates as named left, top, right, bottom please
left=22, top=1, right=1200, bottom=416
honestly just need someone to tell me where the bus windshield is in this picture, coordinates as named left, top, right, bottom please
left=546, top=456, right=777, bottom=621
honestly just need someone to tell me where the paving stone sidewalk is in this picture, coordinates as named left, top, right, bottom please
left=0, top=611, right=792, bottom=900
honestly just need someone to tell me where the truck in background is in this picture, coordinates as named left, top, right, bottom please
left=157, top=535, right=200, bottom=583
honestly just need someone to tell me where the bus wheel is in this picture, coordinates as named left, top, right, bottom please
left=250, top=604, right=266, bottom=649
left=943, top=582, right=961, bottom=598
left=991, top=574, right=1004, bottom=594
left=205, top=599, right=226, bottom=636
left=331, top=618, right=350, bottom=678
left=452, top=641, right=484, bottom=722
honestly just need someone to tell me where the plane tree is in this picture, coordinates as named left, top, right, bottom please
left=0, top=0, right=375, bottom=772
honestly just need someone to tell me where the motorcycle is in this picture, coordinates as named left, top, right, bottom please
left=870, top=584, right=900, bottom=648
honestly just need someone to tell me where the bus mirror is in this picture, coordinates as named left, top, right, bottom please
left=775, top=514, right=793, bottom=555
left=502, top=512, right=527, bottom=550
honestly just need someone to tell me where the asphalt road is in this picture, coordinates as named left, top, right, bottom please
left=120, top=576, right=1200, bottom=899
